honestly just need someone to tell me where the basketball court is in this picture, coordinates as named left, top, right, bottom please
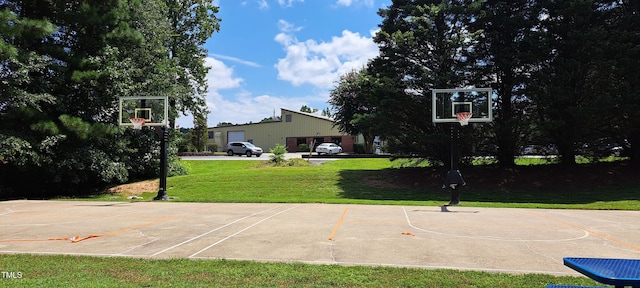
left=1, top=200, right=639, bottom=276
left=3, top=93, right=636, bottom=275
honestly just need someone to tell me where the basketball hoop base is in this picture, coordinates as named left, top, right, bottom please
left=153, top=190, right=169, bottom=201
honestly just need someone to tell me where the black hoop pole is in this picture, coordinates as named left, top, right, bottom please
left=443, top=122, right=464, bottom=206
left=154, top=126, right=169, bottom=200
left=450, top=123, right=459, bottom=170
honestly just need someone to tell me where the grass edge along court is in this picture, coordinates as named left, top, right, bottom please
left=97, top=158, right=639, bottom=210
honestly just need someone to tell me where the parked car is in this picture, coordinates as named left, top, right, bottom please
left=315, top=143, right=342, bottom=155
left=227, top=142, right=263, bottom=157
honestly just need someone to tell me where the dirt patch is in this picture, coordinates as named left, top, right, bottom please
left=106, top=180, right=159, bottom=197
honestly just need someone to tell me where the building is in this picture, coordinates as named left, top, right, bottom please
left=207, top=108, right=360, bottom=153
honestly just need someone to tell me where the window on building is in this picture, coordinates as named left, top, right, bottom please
left=285, top=114, right=292, bottom=122
left=208, top=131, right=214, bottom=139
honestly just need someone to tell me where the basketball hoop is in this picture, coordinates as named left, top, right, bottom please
left=455, top=112, right=473, bottom=126
left=129, top=117, right=146, bottom=130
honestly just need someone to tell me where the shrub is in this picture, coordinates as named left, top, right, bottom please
left=269, top=143, right=287, bottom=165
left=298, top=143, right=309, bottom=152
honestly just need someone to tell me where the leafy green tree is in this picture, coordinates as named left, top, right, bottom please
left=367, top=0, right=475, bottom=163
left=164, top=0, right=220, bottom=128
left=0, top=8, right=56, bottom=111
left=329, top=69, right=380, bottom=154
left=0, top=0, right=220, bottom=197
left=608, top=0, right=640, bottom=166
left=300, top=105, right=318, bottom=113
left=467, top=0, right=544, bottom=167
left=529, top=0, right=618, bottom=165
left=0, top=7, right=56, bottom=195
left=190, top=107, right=208, bottom=152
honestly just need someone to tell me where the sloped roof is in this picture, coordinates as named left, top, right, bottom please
left=280, top=108, right=333, bottom=121
left=212, top=108, right=333, bottom=128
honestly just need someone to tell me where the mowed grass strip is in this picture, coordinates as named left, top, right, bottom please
left=98, top=158, right=639, bottom=210
left=1, top=254, right=602, bottom=288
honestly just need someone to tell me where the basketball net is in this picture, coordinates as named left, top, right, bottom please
left=456, top=112, right=472, bottom=126
left=129, top=118, right=146, bottom=130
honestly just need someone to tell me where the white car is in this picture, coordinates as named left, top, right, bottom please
left=315, top=143, right=342, bottom=155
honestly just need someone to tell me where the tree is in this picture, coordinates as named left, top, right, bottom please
left=529, top=0, right=618, bottom=165
left=329, top=69, right=380, bottom=154
left=0, top=7, right=56, bottom=190
left=321, top=107, right=332, bottom=117
left=300, top=105, right=318, bottom=113
left=609, top=0, right=640, bottom=166
left=367, top=0, right=476, bottom=163
left=189, top=107, right=208, bottom=152
left=164, top=0, right=220, bottom=128
left=0, top=0, right=220, bottom=197
left=0, top=8, right=56, bottom=111
left=467, top=0, right=545, bottom=167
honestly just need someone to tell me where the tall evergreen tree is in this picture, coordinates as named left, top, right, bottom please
left=467, top=0, right=544, bottom=167
left=529, top=0, right=618, bottom=165
left=609, top=0, right=640, bottom=165
left=368, top=0, right=477, bottom=163
left=0, top=0, right=220, bottom=197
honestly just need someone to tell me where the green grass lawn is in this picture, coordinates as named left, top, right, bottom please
left=1, top=254, right=603, bottom=288
left=95, top=158, right=639, bottom=210
left=4, top=158, right=637, bottom=287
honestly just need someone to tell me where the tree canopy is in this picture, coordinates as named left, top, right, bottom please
left=329, top=0, right=639, bottom=167
left=0, top=0, right=220, bottom=198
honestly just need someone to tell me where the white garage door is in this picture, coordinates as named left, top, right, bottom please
left=227, top=131, right=245, bottom=143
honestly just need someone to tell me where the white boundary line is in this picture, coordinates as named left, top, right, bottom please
left=401, top=207, right=590, bottom=242
left=188, top=205, right=301, bottom=258
left=150, top=204, right=297, bottom=257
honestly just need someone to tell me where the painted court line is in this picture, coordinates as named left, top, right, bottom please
left=328, top=208, right=348, bottom=241
left=188, top=205, right=301, bottom=258
left=152, top=204, right=296, bottom=257
left=0, top=205, right=215, bottom=244
left=526, top=210, right=640, bottom=251
left=402, top=207, right=590, bottom=242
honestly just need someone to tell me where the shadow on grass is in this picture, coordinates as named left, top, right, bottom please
left=336, top=163, right=640, bottom=206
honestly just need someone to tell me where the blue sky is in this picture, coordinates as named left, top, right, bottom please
left=175, top=0, right=390, bottom=128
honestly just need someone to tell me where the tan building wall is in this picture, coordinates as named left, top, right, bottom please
left=207, top=108, right=359, bottom=152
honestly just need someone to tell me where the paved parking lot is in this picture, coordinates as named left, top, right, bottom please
left=181, top=152, right=336, bottom=161
left=1, top=200, right=639, bottom=276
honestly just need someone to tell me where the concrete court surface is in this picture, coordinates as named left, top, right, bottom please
left=1, top=200, right=639, bottom=276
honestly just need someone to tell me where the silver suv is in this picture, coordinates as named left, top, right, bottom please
left=227, top=142, right=263, bottom=157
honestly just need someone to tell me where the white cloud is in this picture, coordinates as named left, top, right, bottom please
left=256, top=0, right=268, bottom=9
left=335, top=0, right=374, bottom=7
left=277, top=19, right=303, bottom=33
left=176, top=56, right=319, bottom=128
left=274, top=29, right=379, bottom=89
left=278, top=0, right=303, bottom=7
left=204, top=57, right=243, bottom=89
left=336, top=0, right=353, bottom=5
left=204, top=91, right=312, bottom=127
left=210, top=53, right=261, bottom=67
